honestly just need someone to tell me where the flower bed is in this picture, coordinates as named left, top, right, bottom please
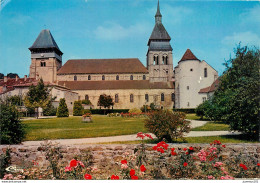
left=0, top=136, right=259, bottom=180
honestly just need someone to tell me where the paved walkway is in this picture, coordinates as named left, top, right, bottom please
left=21, top=120, right=241, bottom=146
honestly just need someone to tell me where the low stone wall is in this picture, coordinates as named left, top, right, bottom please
left=0, top=143, right=259, bottom=170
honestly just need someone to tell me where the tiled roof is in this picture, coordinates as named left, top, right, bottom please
left=180, top=49, right=199, bottom=62
left=58, top=80, right=174, bottom=90
left=57, top=58, right=149, bottom=75
left=199, top=78, right=220, bottom=93
left=148, top=23, right=171, bottom=45
left=29, top=29, right=62, bottom=54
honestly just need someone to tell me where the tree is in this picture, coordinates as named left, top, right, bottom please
left=211, top=45, right=260, bottom=140
left=0, top=73, right=4, bottom=79
left=145, top=110, right=190, bottom=142
left=56, top=98, right=69, bottom=117
left=97, top=94, right=114, bottom=114
left=0, top=102, right=25, bottom=144
left=7, top=73, right=19, bottom=78
left=73, top=101, right=83, bottom=116
left=24, top=79, right=51, bottom=118
left=6, top=95, right=23, bottom=106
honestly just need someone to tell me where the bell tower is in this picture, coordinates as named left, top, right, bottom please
left=147, top=0, right=173, bottom=82
left=29, top=29, right=63, bottom=83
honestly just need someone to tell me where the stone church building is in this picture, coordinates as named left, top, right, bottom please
left=1, top=1, right=218, bottom=112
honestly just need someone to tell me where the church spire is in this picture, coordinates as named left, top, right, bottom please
left=155, top=0, right=162, bottom=24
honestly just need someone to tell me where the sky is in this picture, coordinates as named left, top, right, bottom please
left=0, top=0, right=259, bottom=77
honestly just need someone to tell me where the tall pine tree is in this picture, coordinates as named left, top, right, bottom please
left=56, top=98, right=69, bottom=117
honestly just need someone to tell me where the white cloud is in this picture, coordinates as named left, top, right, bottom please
left=221, top=31, right=260, bottom=47
left=94, top=22, right=150, bottom=40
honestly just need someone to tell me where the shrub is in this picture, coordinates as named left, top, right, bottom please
left=81, top=100, right=92, bottom=105
left=140, top=105, right=151, bottom=112
left=56, top=98, right=69, bottom=117
left=73, top=101, right=84, bottom=116
left=172, top=108, right=195, bottom=114
left=150, top=103, right=156, bottom=110
left=0, top=148, right=11, bottom=178
left=90, top=109, right=129, bottom=115
left=0, top=103, right=25, bottom=144
left=145, top=110, right=191, bottom=142
left=43, top=101, right=57, bottom=116
left=195, top=103, right=205, bottom=119
left=128, top=108, right=142, bottom=114
left=83, top=109, right=91, bottom=114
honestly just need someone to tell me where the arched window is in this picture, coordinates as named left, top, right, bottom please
left=153, top=55, right=159, bottom=65
left=88, top=75, right=91, bottom=80
left=130, top=75, right=133, bottom=80
left=204, top=68, right=207, bottom=78
left=115, top=94, right=119, bottom=103
left=85, top=95, right=89, bottom=101
left=102, top=75, right=105, bottom=80
left=116, top=75, right=119, bottom=80
left=165, top=56, right=168, bottom=65
left=153, top=56, right=156, bottom=65
left=130, top=94, right=134, bottom=103
left=161, top=93, right=164, bottom=101
left=156, top=56, right=159, bottom=65
left=74, top=75, right=77, bottom=81
left=145, top=94, right=149, bottom=102
left=143, top=75, right=146, bottom=80
left=171, top=93, right=175, bottom=102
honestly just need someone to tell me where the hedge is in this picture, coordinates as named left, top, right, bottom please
left=90, top=109, right=129, bottom=115
left=172, top=108, right=195, bottom=114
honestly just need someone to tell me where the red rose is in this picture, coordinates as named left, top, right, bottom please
left=121, top=160, right=127, bottom=164
left=140, top=165, right=146, bottom=172
left=152, top=146, right=157, bottom=150
left=189, top=146, right=194, bottom=151
left=131, top=175, right=138, bottom=180
left=222, top=145, right=226, bottom=148
left=239, top=164, right=248, bottom=170
left=183, top=162, right=188, bottom=167
left=183, top=148, right=187, bottom=151
left=257, top=163, right=260, bottom=166
left=70, top=159, right=78, bottom=167
left=185, top=152, right=189, bottom=155
left=171, top=151, right=177, bottom=156
left=111, top=175, right=119, bottom=180
left=84, top=174, right=92, bottom=180
left=171, top=148, right=175, bottom=151
left=130, top=169, right=135, bottom=176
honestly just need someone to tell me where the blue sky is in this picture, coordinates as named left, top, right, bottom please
left=0, top=0, right=259, bottom=77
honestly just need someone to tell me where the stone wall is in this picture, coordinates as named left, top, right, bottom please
left=0, top=143, right=259, bottom=170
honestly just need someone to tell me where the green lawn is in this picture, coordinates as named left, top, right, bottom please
left=191, top=121, right=230, bottom=131
left=22, top=116, right=147, bottom=141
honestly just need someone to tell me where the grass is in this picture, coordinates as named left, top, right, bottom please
left=191, top=121, right=230, bottom=131
left=185, top=113, right=209, bottom=121
left=22, top=115, right=147, bottom=141
left=98, top=135, right=259, bottom=144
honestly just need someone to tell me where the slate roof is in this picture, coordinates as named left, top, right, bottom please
left=57, top=58, right=149, bottom=75
left=149, top=41, right=172, bottom=51
left=148, top=23, right=171, bottom=45
left=58, top=80, right=174, bottom=90
left=199, top=78, right=220, bottom=93
left=180, top=49, right=199, bottom=62
left=29, top=29, right=62, bottom=54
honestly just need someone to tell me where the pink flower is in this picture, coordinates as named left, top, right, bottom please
left=121, top=163, right=128, bottom=169
left=65, top=166, right=72, bottom=172
left=221, top=175, right=234, bottom=180
left=207, top=175, right=215, bottom=180
left=77, top=160, right=85, bottom=168
left=213, top=162, right=223, bottom=167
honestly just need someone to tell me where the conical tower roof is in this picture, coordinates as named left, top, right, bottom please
left=180, top=49, right=199, bottom=61
left=29, top=29, right=62, bottom=54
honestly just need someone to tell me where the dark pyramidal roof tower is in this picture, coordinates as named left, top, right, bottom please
left=29, top=29, right=63, bottom=83
left=147, top=0, right=174, bottom=82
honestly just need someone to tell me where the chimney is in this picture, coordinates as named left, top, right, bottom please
left=4, top=76, right=7, bottom=82
left=15, top=75, right=19, bottom=81
left=24, top=75, right=27, bottom=81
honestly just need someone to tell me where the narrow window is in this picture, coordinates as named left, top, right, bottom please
left=74, top=75, right=77, bottom=81
left=187, top=102, right=190, bottom=107
left=116, top=75, right=119, bottom=80
left=85, top=95, right=89, bottom=101
left=88, top=75, right=91, bottom=80
left=115, top=94, right=119, bottom=103
left=130, top=75, right=133, bottom=80
left=41, top=62, right=46, bottom=67
left=156, top=56, right=159, bottom=65
left=204, top=68, right=208, bottom=77
left=153, top=56, right=156, bottom=65
left=162, top=56, right=165, bottom=64
left=203, top=97, right=206, bottom=102
left=187, top=86, right=189, bottom=90
left=130, top=94, right=134, bottom=103
left=143, top=75, right=146, bottom=80
left=171, top=93, right=175, bottom=102
left=102, top=75, right=105, bottom=80
left=145, top=94, right=149, bottom=102
left=165, top=56, right=168, bottom=65
left=161, top=93, right=164, bottom=101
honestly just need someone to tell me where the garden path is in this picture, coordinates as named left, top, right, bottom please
left=21, top=120, right=241, bottom=146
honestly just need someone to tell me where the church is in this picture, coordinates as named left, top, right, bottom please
left=1, top=1, right=218, bottom=112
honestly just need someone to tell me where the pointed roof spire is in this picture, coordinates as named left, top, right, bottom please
left=29, top=29, right=62, bottom=55
left=155, top=0, right=162, bottom=17
left=180, top=49, right=200, bottom=61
